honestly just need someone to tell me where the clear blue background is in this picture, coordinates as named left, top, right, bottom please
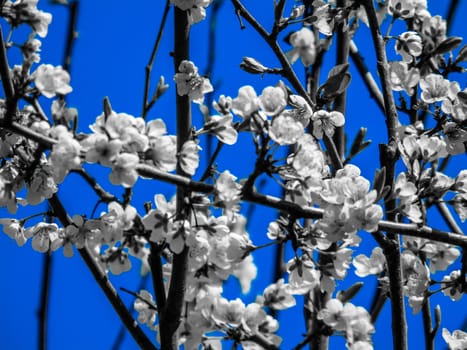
left=1, top=1, right=467, bottom=349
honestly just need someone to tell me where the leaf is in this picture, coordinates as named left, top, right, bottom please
left=434, top=36, right=463, bottom=55
left=318, top=72, right=352, bottom=101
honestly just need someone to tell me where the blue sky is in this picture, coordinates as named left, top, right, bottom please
left=1, top=0, right=467, bottom=349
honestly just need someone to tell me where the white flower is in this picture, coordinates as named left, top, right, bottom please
left=395, top=31, right=423, bottom=62
left=109, top=152, right=139, bottom=188
left=443, top=328, right=467, bottom=350
left=259, top=86, right=287, bottom=116
left=269, top=113, right=304, bottom=145
left=174, top=60, right=213, bottom=103
left=0, top=218, right=30, bottom=246
left=34, top=64, right=72, bottom=98
left=353, top=247, right=385, bottom=277
left=179, top=140, right=201, bottom=176
left=27, top=222, right=62, bottom=253
left=200, top=114, right=238, bottom=145
left=261, top=279, right=296, bottom=310
left=311, top=110, right=345, bottom=139
left=231, top=85, right=259, bottom=119
left=389, top=61, right=420, bottom=95
left=420, top=74, right=452, bottom=104
left=286, top=27, right=316, bottom=67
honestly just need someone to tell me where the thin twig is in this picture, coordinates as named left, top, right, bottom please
left=446, top=0, right=460, bottom=35
left=62, top=1, right=79, bottom=74
left=71, top=168, right=118, bottom=203
left=435, top=201, right=464, bottom=235
left=37, top=251, right=52, bottom=350
left=142, top=0, right=171, bottom=119
left=349, top=40, right=385, bottom=113
left=200, top=140, right=224, bottom=182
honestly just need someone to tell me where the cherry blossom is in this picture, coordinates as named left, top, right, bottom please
left=174, top=60, right=213, bottom=103
left=395, top=31, right=423, bottom=62
left=258, top=86, right=287, bottom=117
left=0, top=218, right=30, bottom=246
left=231, top=85, right=259, bottom=119
left=33, top=64, right=72, bottom=98
left=311, top=110, right=345, bottom=139
left=443, top=328, right=467, bottom=350
left=286, top=27, right=316, bottom=67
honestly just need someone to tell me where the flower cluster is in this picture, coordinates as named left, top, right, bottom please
left=318, top=299, right=374, bottom=349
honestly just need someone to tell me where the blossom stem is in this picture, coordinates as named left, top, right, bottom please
left=200, top=140, right=224, bottom=181
left=142, top=0, right=171, bottom=119
left=47, top=194, right=157, bottom=350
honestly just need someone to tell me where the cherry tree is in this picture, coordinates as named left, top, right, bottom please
left=0, top=0, right=467, bottom=349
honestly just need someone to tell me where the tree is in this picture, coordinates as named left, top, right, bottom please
left=1, top=0, right=467, bottom=349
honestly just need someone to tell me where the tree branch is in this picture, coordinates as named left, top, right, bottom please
left=158, top=6, right=191, bottom=349
left=349, top=40, right=385, bottom=113
left=361, top=1, right=406, bottom=349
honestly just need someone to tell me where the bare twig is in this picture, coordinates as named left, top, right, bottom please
left=446, top=0, right=460, bottom=35
left=71, top=168, right=118, bottom=203
left=62, top=1, right=79, bottom=74
left=37, top=251, right=52, bottom=350
left=142, top=0, right=171, bottom=119
left=349, top=40, right=385, bottom=113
